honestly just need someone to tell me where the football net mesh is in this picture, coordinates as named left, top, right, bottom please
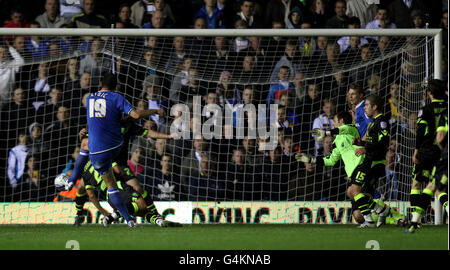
left=0, top=31, right=436, bottom=219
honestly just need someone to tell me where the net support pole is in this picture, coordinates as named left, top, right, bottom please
left=433, top=30, right=443, bottom=225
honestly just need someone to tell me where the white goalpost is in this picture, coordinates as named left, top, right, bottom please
left=0, top=28, right=444, bottom=225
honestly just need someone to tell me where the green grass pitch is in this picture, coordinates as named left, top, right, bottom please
left=0, top=224, right=447, bottom=250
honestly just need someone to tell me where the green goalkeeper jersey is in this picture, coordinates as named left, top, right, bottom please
left=319, top=124, right=365, bottom=178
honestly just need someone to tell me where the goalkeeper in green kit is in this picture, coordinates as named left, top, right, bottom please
left=296, top=111, right=403, bottom=227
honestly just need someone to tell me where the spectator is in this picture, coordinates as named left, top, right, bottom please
left=261, top=21, right=287, bottom=65
left=323, top=41, right=341, bottom=75
left=131, top=0, right=175, bottom=28
left=20, top=154, right=44, bottom=201
left=153, top=0, right=176, bottom=27
left=169, top=55, right=195, bottom=103
left=297, top=81, right=322, bottom=151
left=25, top=21, right=50, bottom=60
left=203, top=36, right=236, bottom=78
left=44, top=105, right=79, bottom=177
left=345, top=0, right=377, bottom=28
left=373, top=36, right=391, bottom=58
left=286, top=6, right=303, bottom=29
left=267, top=66, right=295, bottom=106
left=365, top=6, right=396, bottom=41
left=232, top=19, right=250, bottom=53
left=165, top=36, right=188, bottom=75
left=234, top=54, right=261, bottom=83
left=30, top=62, right=54, bottom=105
left=277, top=90, right=300, bottom=125
left=12, top=36, right=30, bottom=59
left=226, top=147, right=248, bottom=200
left=338, top=36, right=361, bottom=67
left=296, top=21, right=316, bottom=57
left=411, top=9, right=425, bottom=28
left=264, top=0, right=303, bottom=28
left=388, top=0, right=427, bottom=29
left=271, top=106, right=294, bottom=135
left=2, top=9, right=29, bottom=44
left=128, top=146, right=145, bottom=179
left=349, top=44, right=379, bottom=87
left=385, top=138, right=400, bottom=200
left=1, top=88, right=34, bottom=149
left=242, top=135, right=264, bottom=166
left=270, top=39, right=305, bottom=82
left=78, top=38, right=112, bottom=86
left=293, top=71, right=307, bottom=103
left=63, top=72, right=92, bottom=109
left=28, top=122, right=49, bottom=160
left=365, top=74, right=383, bottom=97
left=232, top=85, right=257, bottom=129
left=186, top=17, right=214, bottom=58
left=216, top=70, right=240, bottom=108
left=309, top=36, right=328, bottom=64
left=112, top=4, right=138, bottom=29
left=262, top=146, right=289, bottom=201
left=70, top=0, right=109, bottom=28
left=130, top=0, right=156, bottom=27
left=337, top=16, right=369, bottom=54
left=35, top=87, right=63, bottom=125
left=181, top=136, right=207, bottom=191
left=142, top=9, right=166, bottom=29
left=7, top=130, right=29, bottom=190
left=63, top=57, right=80, bottom=90
left=306, top=0, right=328, bottom=28
left=36, top=0, right=69, bottom=28
left=325, top=0, right=349, bottom=29
left=312, top=98, right=336, bottom=156
left=195, top=0, right=226, bottom=29
left=59, top=0, right=83, bottom=21
left=234, top=0, right=262, bottom=29
left=189, top=154, right=224, bottom=201
left=243, top=36, right=267, bottom=69
left=0, top=42, right=25, bottom=106
left=142, top=74, right=168, bottom=129
left=146, top=137, right=169, bottom=169
left=322, top=67, right=349, bottom=109
left=385, top=83, right=402, bottom=122
left=147, top=154, right=181, bottom=201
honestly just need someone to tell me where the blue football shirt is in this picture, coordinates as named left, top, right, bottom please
left=86, top=90, right=135, bottom=154
left=354, top=100, right=372, bottom=138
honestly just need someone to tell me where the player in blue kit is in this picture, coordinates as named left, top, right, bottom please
left=347, top=84, right=372, bottom=138
left=85, top=73, right=161, bottom=228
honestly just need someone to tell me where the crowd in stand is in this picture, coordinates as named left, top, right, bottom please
left=0, top=0, right=448, bottom=203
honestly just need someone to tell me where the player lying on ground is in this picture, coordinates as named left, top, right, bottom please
left=296, top=111, right=399, bottom=228
left=406, top=79, right=448, bottom=233
left=78, top=159, right=180, bottom=227
left=62, top=117, right=177, bottom=225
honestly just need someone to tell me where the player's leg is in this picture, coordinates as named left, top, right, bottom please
left=367, top=163, right=393, bottom=227
left=433, top=160, right=448, bottom=216
left=68, top=138, right=90, bottom=190
left=347, top=184, right=375, bottom=227
left=90, top=148, right=135, bottom=227
left=348, top=166, right=389, bottom=228
left=125, top=177, right=158, bottom=215
left=407, top=162, right=435, bottom=233
left=74, top=179, right=88, bottom=226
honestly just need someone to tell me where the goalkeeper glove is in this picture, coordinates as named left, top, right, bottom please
left=311, top=128, right=330, bottom=142
left=66, top=181, right=74, bottom=192
left=295, top=153, right=317, bottom=164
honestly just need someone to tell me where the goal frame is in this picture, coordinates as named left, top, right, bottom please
left=0, top=28, right=444, bottom=225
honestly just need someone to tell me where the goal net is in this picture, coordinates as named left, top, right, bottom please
left=0, top=28, right=444, bottom=224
